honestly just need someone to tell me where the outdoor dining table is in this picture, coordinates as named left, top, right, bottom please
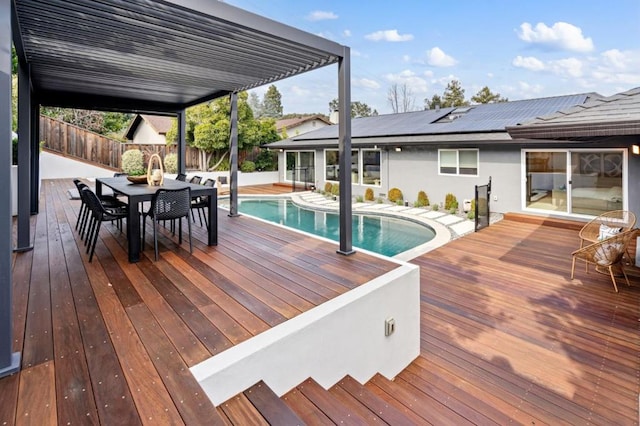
left=95, top=176, right=217, bottom=263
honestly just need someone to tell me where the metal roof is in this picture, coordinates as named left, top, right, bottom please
left=12, top=0, right=345, bottom=112
left=507, top=87, right=640, bottom=139
left=267, top=93, right=593, bottom=148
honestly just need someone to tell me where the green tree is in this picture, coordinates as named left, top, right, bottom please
left=441, top=80, right=468, bottom=107
left=471, top=86, right=508, bottom=104
left=328, top=99, right=378, bottom=118
left=424, top=94, right=443, bottom=110
left=262, top=85, right=283, bottom=118
left=166, top=92, right=278, bottom=171
left=248, top=92, right=263, bottom=118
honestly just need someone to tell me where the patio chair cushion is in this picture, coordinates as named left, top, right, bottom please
left=598, top=224, right=622, bottom=240
left=593, top=242, right=624, bottom=265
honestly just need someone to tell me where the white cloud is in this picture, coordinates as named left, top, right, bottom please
left=402, top=54, right=411, bottom=63
left=601, top=49, right=630, bottom=70
left=487, top=72, right=494, bottom=78
left=426, top=47, right=457, bottom=67
left=365, top=29, right=414, bottom=42
left=592, top=49, right=640, bottom=85
left=517, top=81, right=545, bottom=97
left=353, top=78, right=381, bottom=90
left=343, top=29, right=352, bottom=37
left=423, top=70, right=434, bottom=78
left=290, top=86, right=311, bottom=97
left=512, top=55, right=546, bottom=71
left=306, top=10, right=338, bottom=21
left=548, top=57, right=584, bottom=78
left=517, top=22, right=594, bottom=52
left=385, top=70, right=428, bottom=93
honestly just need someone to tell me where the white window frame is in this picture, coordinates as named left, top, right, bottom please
left=360, top=148, right=382, bottom=187
left=324, top=148, right=340, bottom=182
left=438, top=148, right=479, bottom=177
left=284, top=150, right=314, bottom=183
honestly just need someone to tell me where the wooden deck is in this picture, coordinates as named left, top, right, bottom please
left=4, top=179, right=639, bottom=424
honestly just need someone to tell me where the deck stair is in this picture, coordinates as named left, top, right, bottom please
left=282, top=375, right=418, bottom=424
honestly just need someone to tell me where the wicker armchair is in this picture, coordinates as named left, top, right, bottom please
left=571, top=229, right=636, bottom=292
left=579, top=210, right=636, bottom=247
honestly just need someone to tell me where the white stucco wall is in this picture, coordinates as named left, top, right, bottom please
left=132, top=121, right=166, bottom=144
left=191, top=262, right=420, bottom=405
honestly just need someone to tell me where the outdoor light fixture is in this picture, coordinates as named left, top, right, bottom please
left=632, top=145, right=640, bottom=155
left=395, top=147, right=402, bottom=152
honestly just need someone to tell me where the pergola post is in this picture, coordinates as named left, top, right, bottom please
left=15, top=59, right=32, bottom=252
left=228, top=91, right=239, bottom=217
left=337, top=47, right=354, bottom=255
left=1, top=0, right=21, bottom=378
left=177, top=109, right=186, bottom=174
left=29, top=99, right=39, bottom=214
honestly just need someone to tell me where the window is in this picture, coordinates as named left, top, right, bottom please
left=439, top=149, right=478, bottom=176
left=325, top=149, right=339, bottom=181
left=325, top=149, right=359, bottom=182
left=285, top=151, right=315, bottom=183
left=361, top=149, right=381, bottom=186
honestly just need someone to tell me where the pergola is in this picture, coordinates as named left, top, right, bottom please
left=2, top=0, right=353, bottom=377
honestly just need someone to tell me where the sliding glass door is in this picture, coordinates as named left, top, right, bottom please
left=524, top=149, right=625, bottom=216
left=286, top=151, right=315, bottom=184
left=570, top=151, right=623, bottom=215
left=525, top=151, right=568, bottom=212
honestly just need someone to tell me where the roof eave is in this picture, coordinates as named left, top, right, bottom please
left=507, top=119, right=640, bottom=139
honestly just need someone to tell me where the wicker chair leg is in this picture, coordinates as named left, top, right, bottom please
left=607, top=266, right=619, bottom=293
left=571, top=257, right=576, bottom=279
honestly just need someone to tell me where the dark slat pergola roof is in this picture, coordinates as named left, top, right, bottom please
left=13, top=0, right=345, bottom=111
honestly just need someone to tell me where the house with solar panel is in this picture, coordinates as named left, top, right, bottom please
left=266, top=87, right=640, bottom=220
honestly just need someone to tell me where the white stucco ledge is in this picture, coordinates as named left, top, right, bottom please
left=190, top=262, right=420, bottom=406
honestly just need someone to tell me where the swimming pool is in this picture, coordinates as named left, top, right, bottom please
left=231, top=199, right=436, bottom=257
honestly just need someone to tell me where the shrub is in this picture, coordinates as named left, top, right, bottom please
left=415, top=190, right=429, bottom=207
left=355, top=195, right=364, bottom=202
left=444, top=193, right=458, bottom=211
left=376, top=197, right=384, bottom=204
left=364, top=187, right=375, bottom=201
left=324, top=182, right=333, bottom=193
left=432, top=203, right=439, bottom=211
left=331, top=183, right=340, bottom=196
left=388, top=187, right=403, bottom=203
left=12, top=135, right=18, bottom=165
left=467, top=199, right=476, bottom=219
left=163, top=153, right=178, bottom=174
left=240, top=160, right=256, bottom=173
left=121, top=149, right=145, bottom=176
left=254, top=149, right=277, bottom=171
left=396, top=199, right=404, bottom=206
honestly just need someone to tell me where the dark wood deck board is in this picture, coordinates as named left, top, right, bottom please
left=7, top=179, right=395, bottom=425
left=7, top=179, right=639, bottom=424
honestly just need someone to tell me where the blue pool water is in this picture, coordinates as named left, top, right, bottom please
left=234, top=199, right=436, bottom=257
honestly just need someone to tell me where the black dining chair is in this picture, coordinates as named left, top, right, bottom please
left=142, top=187, right=192, bottom=261
left=189, top=175, right=202, bottom=185
left=74, top=179, right=127, bottom=238
left=191, top=178, right=216, bottom=229
left=175, top=173, right=187, bottom=181
left=82, top=187, right=128, bottom=262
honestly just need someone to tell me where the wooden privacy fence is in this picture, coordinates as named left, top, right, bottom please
left=40, top=115, right=200, bottom=170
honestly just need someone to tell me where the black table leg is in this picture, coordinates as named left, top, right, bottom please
left=127, top=196, right=141, bottom=262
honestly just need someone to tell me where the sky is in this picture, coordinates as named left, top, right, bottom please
left=224, top=0, right=640, bottom=116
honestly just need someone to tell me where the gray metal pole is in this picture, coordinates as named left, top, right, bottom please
left=337, top=47, right=354, bottom=255
left=1, top=0, right=21, bottom=378
left=228, top=92, right=239, bottom=217
left=29, top=100, right=39, bottom=214
left=178, top=110, right=186, bottom=174
left=15, top=59, right=32, bottom=252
